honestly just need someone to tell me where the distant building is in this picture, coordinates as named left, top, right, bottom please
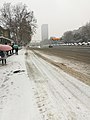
left=0, top=26, right=13, bottom=44
left=41, top=24, right=48, bottom=41
left=0, top=26, right=10, bottom=38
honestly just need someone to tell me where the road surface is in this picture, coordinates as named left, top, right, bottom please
left=25, top=49, right=90, bottom=120
left=33, top=46, right=90, bottom=64
left=29, top=46, right=90, bottom=85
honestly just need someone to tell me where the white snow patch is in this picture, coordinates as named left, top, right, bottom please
left=0, top=49, right=42, bottom=120
left=34, top=50, right=90, bottom=76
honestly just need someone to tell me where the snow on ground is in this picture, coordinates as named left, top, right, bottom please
left=0, top=49, right=90, bottom=120
left=34, top=50, right=90, bottom=77
left=0, top=49, right=42, bottom=120
left=26, top=50, right=90, bottom=120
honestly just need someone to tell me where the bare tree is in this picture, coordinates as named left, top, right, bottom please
left=0, top=2, right=37, bottom=44
left=0, top=3, right=13, bottom=29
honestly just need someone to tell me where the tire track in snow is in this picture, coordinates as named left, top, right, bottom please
left=34, top=50, right=90, bottom=85
left=33, top=50, right=90, bottom=106
left=27, top=50, right=90, bottom=120
left=26, top=51, right=61, bottom=120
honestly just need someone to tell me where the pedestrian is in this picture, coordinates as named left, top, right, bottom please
left=15, top=47, right=18, bottom=55
left=14, top=44, right=19, bottom=55
left=0, top=51, right=7, bottom=65
left=11, top=42, right=14, bottom=54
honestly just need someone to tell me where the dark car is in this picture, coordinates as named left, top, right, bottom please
left=49, top=45, right=53, bottom=48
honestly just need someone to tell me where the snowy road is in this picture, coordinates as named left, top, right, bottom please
left=26, top=50, right=90, bottom=120
left=0, top=49, right=90, bottom=120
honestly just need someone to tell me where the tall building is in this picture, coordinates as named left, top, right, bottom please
left=41, top=24, right=48, bottom=41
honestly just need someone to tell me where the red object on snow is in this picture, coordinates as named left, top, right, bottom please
left=0, top=44, right=12, bottom=51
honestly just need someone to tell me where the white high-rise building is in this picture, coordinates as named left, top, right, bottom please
left=41, top=24, right=48, bottom=41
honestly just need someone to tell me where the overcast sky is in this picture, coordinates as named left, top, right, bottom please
left=0, top=0, right=90, bottom=41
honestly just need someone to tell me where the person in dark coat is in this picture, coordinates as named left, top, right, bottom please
left=11, top=42, right=14, bottom=54
left=15, top=47, right=18, bottom=55
left=0, top=51, right=7, bottom=65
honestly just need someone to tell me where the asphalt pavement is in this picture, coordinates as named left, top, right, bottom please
left=34, top=46, right=90, bottom=64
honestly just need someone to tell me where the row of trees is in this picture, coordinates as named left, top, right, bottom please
left=62, top=22, right=90, bottom=43
left=0, top=3, right=37, bottom=44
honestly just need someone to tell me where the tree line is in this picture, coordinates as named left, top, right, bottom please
left=61, top=22, right=90, bottom=43
left=0, top=3, right=37, bottom=45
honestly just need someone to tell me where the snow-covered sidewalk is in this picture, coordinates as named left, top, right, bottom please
left=0, top=49, right=41, bottom=120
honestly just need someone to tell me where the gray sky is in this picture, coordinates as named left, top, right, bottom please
left=0, top=0, right=90, bottom=41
